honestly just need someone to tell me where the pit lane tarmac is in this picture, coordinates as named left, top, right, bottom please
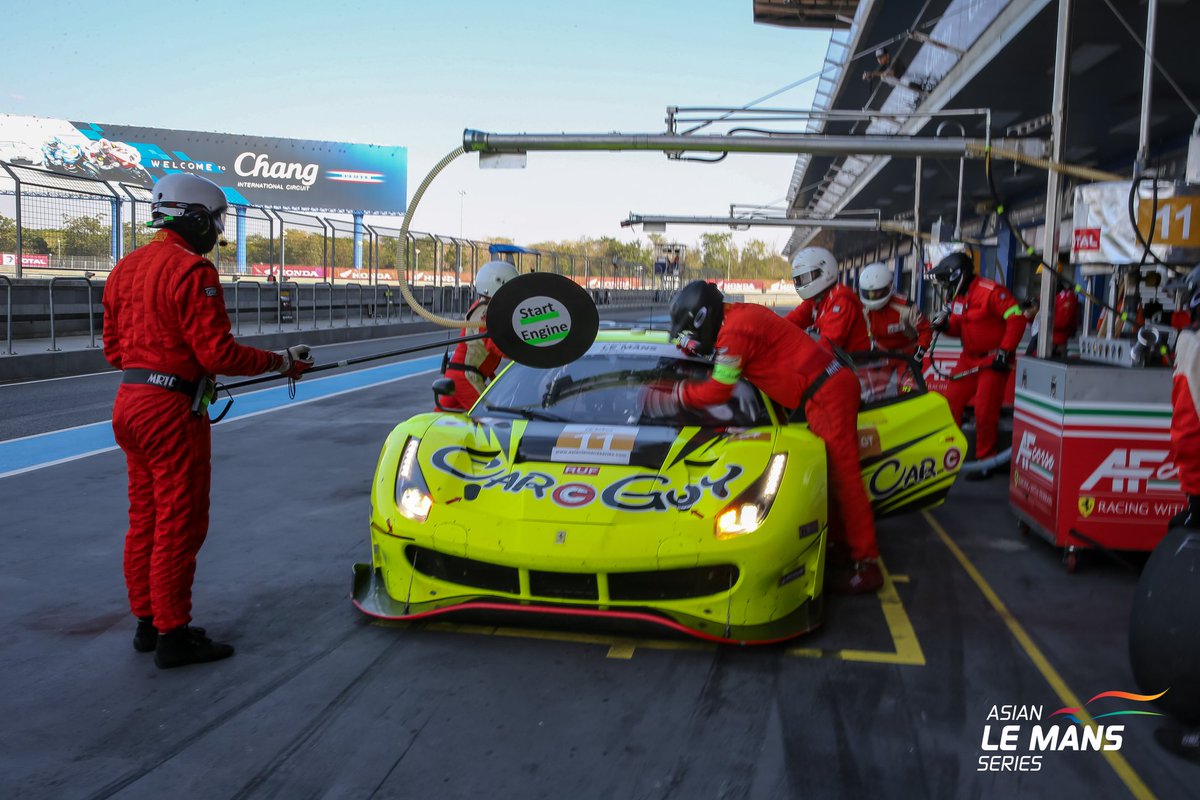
left=1, top=322, right=1195, bottom=799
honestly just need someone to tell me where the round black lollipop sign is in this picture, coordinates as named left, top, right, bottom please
left=488, top=273, right=599, bottom=368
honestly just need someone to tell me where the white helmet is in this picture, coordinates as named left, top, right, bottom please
left=475, top=260, right=518, bottom=298
left=150, top=173, right=228, bottom=231
left=858, top=261, right=894, bottom=311
left=791, top=247, right=839, bottom=301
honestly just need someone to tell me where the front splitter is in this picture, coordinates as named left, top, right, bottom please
left=352, top=563, right=823, bottom=646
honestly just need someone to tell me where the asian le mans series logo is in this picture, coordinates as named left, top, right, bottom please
left=976, top=689, right=1166, bottom=772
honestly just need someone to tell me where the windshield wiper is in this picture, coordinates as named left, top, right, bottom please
left=481, top=404, right=570, bottom=422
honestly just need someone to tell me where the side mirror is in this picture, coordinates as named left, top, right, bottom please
left=432, top=378, right=456, bottom=412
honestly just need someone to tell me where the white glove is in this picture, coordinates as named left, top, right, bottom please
left=643, top=383, right=683, bottom=418
left=275, top=344, right=315, bottom=378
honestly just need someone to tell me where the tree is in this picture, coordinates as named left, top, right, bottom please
left=61, top=214, right=108, bottom=257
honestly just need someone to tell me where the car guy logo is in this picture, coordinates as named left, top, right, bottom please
left=430, top=445, right=741, bottom=512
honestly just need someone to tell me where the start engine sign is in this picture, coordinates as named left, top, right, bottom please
left=513, top=296, right=572, bottom=348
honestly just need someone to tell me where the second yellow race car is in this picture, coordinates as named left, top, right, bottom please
left=353, top=329, right=965, bottom=644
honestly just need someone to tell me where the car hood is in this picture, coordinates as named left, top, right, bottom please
left=416, top=416, right=778, bottom=526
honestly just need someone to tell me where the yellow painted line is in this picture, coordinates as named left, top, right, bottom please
left=606, top=642, right=637, bottom=660
left=838, top=560, right=926, bottom=666
left=923, top=510, right=1156, bottom=800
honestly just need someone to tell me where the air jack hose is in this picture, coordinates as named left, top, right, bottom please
left=395, top=146, right=482, bottom=329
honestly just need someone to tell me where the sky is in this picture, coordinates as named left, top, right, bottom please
left=0, top=0, right=829, bottom=252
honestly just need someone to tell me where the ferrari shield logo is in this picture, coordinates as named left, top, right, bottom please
left=1078, top=495, right=1096, bottom=518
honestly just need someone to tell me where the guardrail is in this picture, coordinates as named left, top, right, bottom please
left=344, top=283, right=363, bottom=327
left=312, top=281, right=333, bottom=329
left=47, top=275, right=97, bottom=351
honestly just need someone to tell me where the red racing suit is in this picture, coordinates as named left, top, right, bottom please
left=1052, top=287, right=1079, bottom=348
left=680, top=303, right=877, bottom=561
left=1171, top=328, right=1200, bottom=496
left=441, top=298, right=505, bottom=411
left=103, top=230, right=281, bottom=633
left=866, top=295, right=932, bottom=356
left=940, top=277, right=1025, bottom=460
left=785, top=283, right=871, bottom=352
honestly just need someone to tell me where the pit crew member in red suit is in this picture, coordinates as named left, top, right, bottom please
left=1052, top=275, right=1080, bottom=354
left=928, top=252, right=1026, bottom=479
left=644, top=281, right=882, bottom=594
left=439, top=260, right=516, bottom=411
left=858, top=261, right=932, bottom=358
left=784, top=247, right=871, bottom=352
left=1170, top=265, right=1200, bottom=529
left=103, top=173, right=313, bottom=669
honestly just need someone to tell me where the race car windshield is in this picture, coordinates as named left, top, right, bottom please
left=476, top=341, right=771, bottom=428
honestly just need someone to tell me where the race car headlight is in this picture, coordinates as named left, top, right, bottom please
left=715, top=453, right=786, bottom=539
left=395, top=437, right=433, bottom=523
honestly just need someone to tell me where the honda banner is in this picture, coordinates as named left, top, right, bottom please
left=0, top=113, right=406, bottom=214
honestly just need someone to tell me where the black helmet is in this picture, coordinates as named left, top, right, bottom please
left=929, top=251, right=975, bottom=297
left=669, top=280, right=725, bottom=356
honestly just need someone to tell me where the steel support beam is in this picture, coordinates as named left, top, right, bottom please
left=1037, top=0, right=1072, bottom=360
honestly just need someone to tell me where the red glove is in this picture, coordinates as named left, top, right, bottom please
left=675, top=334, right=704, bottom=358
left=275, top=344, right=315, bottom=380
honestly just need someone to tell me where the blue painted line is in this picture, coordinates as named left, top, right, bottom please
left=0, top=356, right=439, bottom=478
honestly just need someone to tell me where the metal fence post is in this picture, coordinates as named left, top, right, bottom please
left=0, top=163, right=24, bottom=279
left=232, top=278, right=241, bottom=334
left=0, top=276, right=13, bottom=354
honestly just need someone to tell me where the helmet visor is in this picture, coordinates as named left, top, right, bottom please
left=793, top=269, right=822, bottom=290
left=861, top=286, right=891, bottom=303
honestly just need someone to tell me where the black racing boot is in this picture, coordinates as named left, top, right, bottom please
left=154, top=625, right=234, bottom=669
left=1169, top=495, right=1200, bottom=530
left=133, top=616, right=157, bottom=653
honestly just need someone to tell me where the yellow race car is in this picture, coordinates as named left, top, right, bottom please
left=353, top=329, right=965, bottom=644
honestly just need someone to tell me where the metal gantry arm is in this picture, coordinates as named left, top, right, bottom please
left=464, top=130, right=975, bottom=158
left=622, top=213, right=911, bottom=234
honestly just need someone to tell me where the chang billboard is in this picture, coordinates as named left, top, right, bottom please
left=0, top=114, right=406, bottom=214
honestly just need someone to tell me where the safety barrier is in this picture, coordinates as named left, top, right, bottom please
left=0, top=276, right=665, bottom=346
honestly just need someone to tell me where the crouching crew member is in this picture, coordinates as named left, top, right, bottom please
left=440, top=260, right=517, bottom=411
left=103, top=174, right=314, bottom=669
left=645, top=281, right=882, bottom=594
left=1171, top=265, right=1200, bottom=529
left=786, top=247, right=871, bottom=352
left=857, top=261, right=932, bottom=359
left=928, top=252, right=1025, bottom=479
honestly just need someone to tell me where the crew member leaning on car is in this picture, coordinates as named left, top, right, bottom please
left=784, top=247, right=871, bottom=353
left=103, top=173, right=313, bottom=670
left=440, top=260, right=517, bottom=411
left=857, top=261, right=932, bottom=358
left=1170, top=265, right=1200, bottom=530
left=928, top=251, right=1025, bottom=479
left=644, top=280, right=882, bottom=594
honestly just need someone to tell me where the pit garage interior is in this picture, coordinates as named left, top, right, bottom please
left=3, top=1, right=1200, bottom=798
